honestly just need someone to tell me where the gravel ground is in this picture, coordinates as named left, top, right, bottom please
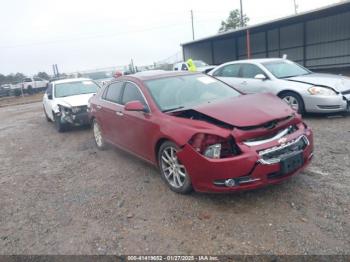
left=0, top=102, right=349, bottom=255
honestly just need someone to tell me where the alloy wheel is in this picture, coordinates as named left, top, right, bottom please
left=93, top=121, right=103, bottom=147
left=160, top=146, right=188, bottom=188
left=283, top=95, right=299, bottom=112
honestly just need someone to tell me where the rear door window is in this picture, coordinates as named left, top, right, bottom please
left=213, top=64, right=241, bottom=77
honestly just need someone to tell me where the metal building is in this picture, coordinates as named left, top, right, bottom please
left=181, top=1, right=350, bottom=72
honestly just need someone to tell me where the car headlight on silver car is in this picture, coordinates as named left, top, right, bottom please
left=308, top=86, right=337, bottom=96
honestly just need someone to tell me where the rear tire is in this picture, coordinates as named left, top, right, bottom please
left=279, top=91, right=305, bottom=114
left=93, top=119, right=107, bottom=150
left=158, top=141, right=193, bottom=194
left=27, top=86, right=33, bottom=95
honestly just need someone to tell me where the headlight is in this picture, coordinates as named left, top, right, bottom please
left=204, top=144, right=222, bottom=159
left=308, top=86, right=336, bottom=96
left=189, top=133, right=240, bottom=159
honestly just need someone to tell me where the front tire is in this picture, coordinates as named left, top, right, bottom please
left=93, top=119, right=107, bottom=150
left=158, top=141, right=192, bottom=194
left=54, top=114, right=67, bottom=132
left=279, top=91, right=305, bottom=114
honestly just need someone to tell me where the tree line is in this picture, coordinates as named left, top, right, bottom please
left=0, top=72, right=51, bottom=85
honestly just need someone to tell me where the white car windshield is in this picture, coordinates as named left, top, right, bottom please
left=145, top=74, right=241, bottom=112
left=55, top=80, right=98, bottom=98
left=263, top=60, right=311, bottom=79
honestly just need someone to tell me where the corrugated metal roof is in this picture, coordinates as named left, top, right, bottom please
left=181, top=0, right=350, bottom=46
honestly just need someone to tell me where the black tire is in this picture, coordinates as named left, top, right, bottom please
left=54, top=114, right=67, bottom=132
left=43, top=107, right=51, bottom=122
left=92, top=119, right=107, bottom=150
left=279, top=91, right=305, bottom=114
left=27, top=86, right=33, bottom=95
left=158, top=141, right=193, bottom=194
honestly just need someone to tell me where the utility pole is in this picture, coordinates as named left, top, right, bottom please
left=191, top=10, right=195, bottom=40
left=240, top=0, right=244, bottom=27
left=293, top=0, right=298, bottom=14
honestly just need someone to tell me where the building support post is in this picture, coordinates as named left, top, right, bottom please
left=246, top=29, right=251, bottom=59
left=303, top=21, right=307, bottom=66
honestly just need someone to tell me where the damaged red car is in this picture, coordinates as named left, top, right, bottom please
left=88, top=71, right=313, bottom=194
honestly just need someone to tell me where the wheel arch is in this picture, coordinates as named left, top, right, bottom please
left=154, top=137, right=177, bottom=166
left=277, top=89, right=305, bottom=113
left=277, top=89, right=303, bottom=100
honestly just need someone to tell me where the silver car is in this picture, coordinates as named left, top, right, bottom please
left=209, top=58, right=350, bottom=114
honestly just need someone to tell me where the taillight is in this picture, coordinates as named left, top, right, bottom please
left=188, top=133, right=240, bottom=159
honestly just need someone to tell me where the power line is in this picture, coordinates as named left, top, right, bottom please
left=0, top=18, right=219, bottom=49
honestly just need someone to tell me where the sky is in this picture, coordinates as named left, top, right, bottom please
left=0, top=0, right=343, bottom=75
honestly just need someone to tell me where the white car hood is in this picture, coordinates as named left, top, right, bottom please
left=55, top=93, right=95, bottom=108
left=286, top=73, right=350, bottom=92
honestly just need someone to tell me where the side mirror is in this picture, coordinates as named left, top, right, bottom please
left=48, top=94, right=53, bottom=100
left=125, top=100, right=148, bottom=113
left=254, top=74, right=267, bottom=80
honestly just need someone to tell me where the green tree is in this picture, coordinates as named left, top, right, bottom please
left=219, top=9, right=249, bottom=33
left=36, top=72, right=50, bottom=80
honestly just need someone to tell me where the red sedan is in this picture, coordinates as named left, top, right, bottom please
left=88, top=71, right=313, bottom=194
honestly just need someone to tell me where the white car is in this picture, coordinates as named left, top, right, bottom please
left=209, top=58, right=350, bottom=114
left=42, top=78, right=99, bottom=132
left=173, top=60, right=215, bottom=73
left=23, top=77, right=48, bottom=94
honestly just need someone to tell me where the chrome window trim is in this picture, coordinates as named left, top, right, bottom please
left=99, top=80, right=152, bottom=113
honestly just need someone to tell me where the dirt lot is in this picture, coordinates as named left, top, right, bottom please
left=0, top=102, right=349, bottom=255
left=0, top=93, right=43, bottom=108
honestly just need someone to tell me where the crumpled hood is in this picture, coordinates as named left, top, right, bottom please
left=286, top=73, right=350, bottom=92
left=192, top=93, right=294, bottom=128
left=55, top=93, right=95, bottom=108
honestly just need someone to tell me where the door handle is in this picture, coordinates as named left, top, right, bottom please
left=116, top=111, right=124, bottom=116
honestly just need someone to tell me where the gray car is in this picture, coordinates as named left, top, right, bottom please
left=208, top=58, right=350, bottom=114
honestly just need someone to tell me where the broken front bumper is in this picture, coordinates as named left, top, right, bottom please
left=177, top=127, right=313, bottom=193
left=59, top=111, right=90, bottom=126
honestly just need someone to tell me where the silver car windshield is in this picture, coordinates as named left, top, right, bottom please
left=193, top=60, right=208, bottom=67
left=55, top=81, right=98, bottom=98
left=263, top=60, right=311, bottom=79
left=145, top=74, right=241, bottom=112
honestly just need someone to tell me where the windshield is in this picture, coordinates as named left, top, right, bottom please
left=55, top=80, right=98, bottom=98
left=263, top=60, right=310, bottom=78
left=193, top=60, right=208, bottom=67
left=145, top=74, right=241, bottom=112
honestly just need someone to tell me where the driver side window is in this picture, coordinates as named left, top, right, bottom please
left=46, top=83, right=53, bottom=97
left=121, top=82, right=147, bottom=107
left=240, top=64, right=265, bottom=79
